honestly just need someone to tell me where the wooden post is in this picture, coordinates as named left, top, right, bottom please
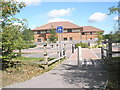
left=108, top=39, right=112, bottom=60
left=101, top=40, right=104, bottom=59
left=101, top=47, right=104, bottom=59
left=56, top=44, right=59, bottom=57
left=72, top=44, right=74, bottom=53
left=43, top=42, right=48, bottom=69
left=106, top=39, right=109, bottom=60
left=63, top=44, right=66, bottom=56
left=77, top=46, right=82, bottom=67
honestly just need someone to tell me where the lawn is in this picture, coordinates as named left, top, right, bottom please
left=13, top=57, right=55, bottom=62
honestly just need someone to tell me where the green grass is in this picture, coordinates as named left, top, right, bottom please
left=112, top=57, right=120, bottom=61
left=107, top=56, right=120, bottom=89
left=15, top=57, right=44, bottom=61
left=13, top=57, right=55, bottom=62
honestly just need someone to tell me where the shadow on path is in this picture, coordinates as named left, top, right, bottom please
left=57, top=59, right=107, bottom=88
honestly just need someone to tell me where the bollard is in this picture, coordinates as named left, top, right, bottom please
left=77, top=46, right=82, bottom=67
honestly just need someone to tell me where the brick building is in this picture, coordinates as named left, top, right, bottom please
left=32, top=21, right=104, bottom=42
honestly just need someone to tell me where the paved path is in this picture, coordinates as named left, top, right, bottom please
left=5, top=48, right=107, bottom=88
left=69, top=48, right=100, bottom=60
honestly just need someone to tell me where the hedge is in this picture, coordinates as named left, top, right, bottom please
left=75, top=43, right=89, bottom=48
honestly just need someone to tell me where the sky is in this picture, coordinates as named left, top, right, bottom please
left=14, top=0, right=119, bottom=34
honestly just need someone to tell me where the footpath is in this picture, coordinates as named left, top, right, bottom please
left=5, top=48, right=107, bottom=88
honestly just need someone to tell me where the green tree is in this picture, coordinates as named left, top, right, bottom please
left=96, top=31, right=104, bottom=45
left=1, top=0, right=26, bottom=27
left=108, top=2, right=120, bottom=41
left=22, top=28, right=34, bottom=42
left=1, top=0, right=27, bottom=59
left=108, top=1, right=120, bottom=15
left=48, top=26, right=58, bottom=43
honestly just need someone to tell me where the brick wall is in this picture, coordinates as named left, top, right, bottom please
left=33, top=31, right=98, bottom=42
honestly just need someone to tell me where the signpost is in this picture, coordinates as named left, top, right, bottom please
left=56, top=26, right=63, bottom=57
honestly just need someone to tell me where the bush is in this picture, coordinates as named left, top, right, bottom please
left=75, top=43, right=89, bottom=48
left=28, top=44, right=37, bottom=48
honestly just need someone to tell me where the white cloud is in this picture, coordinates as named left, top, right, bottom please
left=48, top=8, right=74, bottom=18
left=48, top=18, right=72, bottom=23
left=16, top=0, right=41, bottom=5
left=113, top=16, right=119, bottom=21
left=88, top=12, right=107, bottom=22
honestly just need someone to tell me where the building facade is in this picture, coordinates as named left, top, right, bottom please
left=32, top=21, right=104, bottom=42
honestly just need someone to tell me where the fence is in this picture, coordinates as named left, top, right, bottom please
left=101, top=39, right=120, bottom=60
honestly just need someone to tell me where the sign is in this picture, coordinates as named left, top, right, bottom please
left=56, top=26, right=63, bottom=33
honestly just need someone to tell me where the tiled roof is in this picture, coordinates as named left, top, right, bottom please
left=82, top=26, right=104, bottom=32
left=32, top=21, right=82, bottom=31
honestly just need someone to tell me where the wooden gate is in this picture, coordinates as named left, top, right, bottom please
left=101, top=39, right=120, bottom=60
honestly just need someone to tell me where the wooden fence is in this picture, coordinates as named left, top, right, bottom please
left=101, top=39, right=120, bottom=60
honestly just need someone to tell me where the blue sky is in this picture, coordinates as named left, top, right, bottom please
left=15, top=1, right=119, bottom=34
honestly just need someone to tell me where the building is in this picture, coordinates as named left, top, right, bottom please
left=32, top=21, right=104, bottom=42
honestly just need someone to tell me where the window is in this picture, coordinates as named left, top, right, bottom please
left=82, top=32, right=85, bottom=35
left=41, top=31, right=46, bottom=33
left=90, top=38, right=92, bottom=40
left=64, top=38, right=67, bottom=41
left=67, top=29, right=72, bottom=32
left=37, top=39, right=41, bottom=42
left=70, top=37, right=72, bottom=41
left=47, top=30, right=50, bottom=33
left=90, top=32, right=92, bottom=35
left=37, top=31, right=41, bottom=34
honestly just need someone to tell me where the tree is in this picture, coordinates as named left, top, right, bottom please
left=96, top=31, right=104, bottom=45
left=107, top=2, right=120, bottom=41
left=22, top=28, right=34, bottom=42
left=1, top=0, right=27, bottom=59
left=108, top=1, right=120, bottom=15
left=1, top=0, right=26, bottom=27
left=48, top=26, right=58, bottom=43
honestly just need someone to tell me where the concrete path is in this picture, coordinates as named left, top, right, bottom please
left=69, top=48, right=100, bottom=60
left=5, top=48, right=107, bottom=88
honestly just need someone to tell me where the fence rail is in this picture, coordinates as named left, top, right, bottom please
left=101, top=39, right=120, bottom=60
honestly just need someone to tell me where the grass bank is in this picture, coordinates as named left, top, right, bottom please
left=2, top=57, right=65, bottom=87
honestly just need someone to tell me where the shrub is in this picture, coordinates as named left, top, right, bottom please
left=75, top=43, right=89, bottom=48
left=28, top=44, right=37, bottom=48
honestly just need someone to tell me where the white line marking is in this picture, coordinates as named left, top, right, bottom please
left=90, top=49, right=99, bottom=59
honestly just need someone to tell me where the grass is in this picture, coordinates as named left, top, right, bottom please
left=0, top=70, right=2, bottom=88
left=107, top=57, right=120, bottom=89
left=2, top=57, right=66, bottom=87
left=15, top=57, right=44, bottom=60
left=13, top=57, right=55, bottom=62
